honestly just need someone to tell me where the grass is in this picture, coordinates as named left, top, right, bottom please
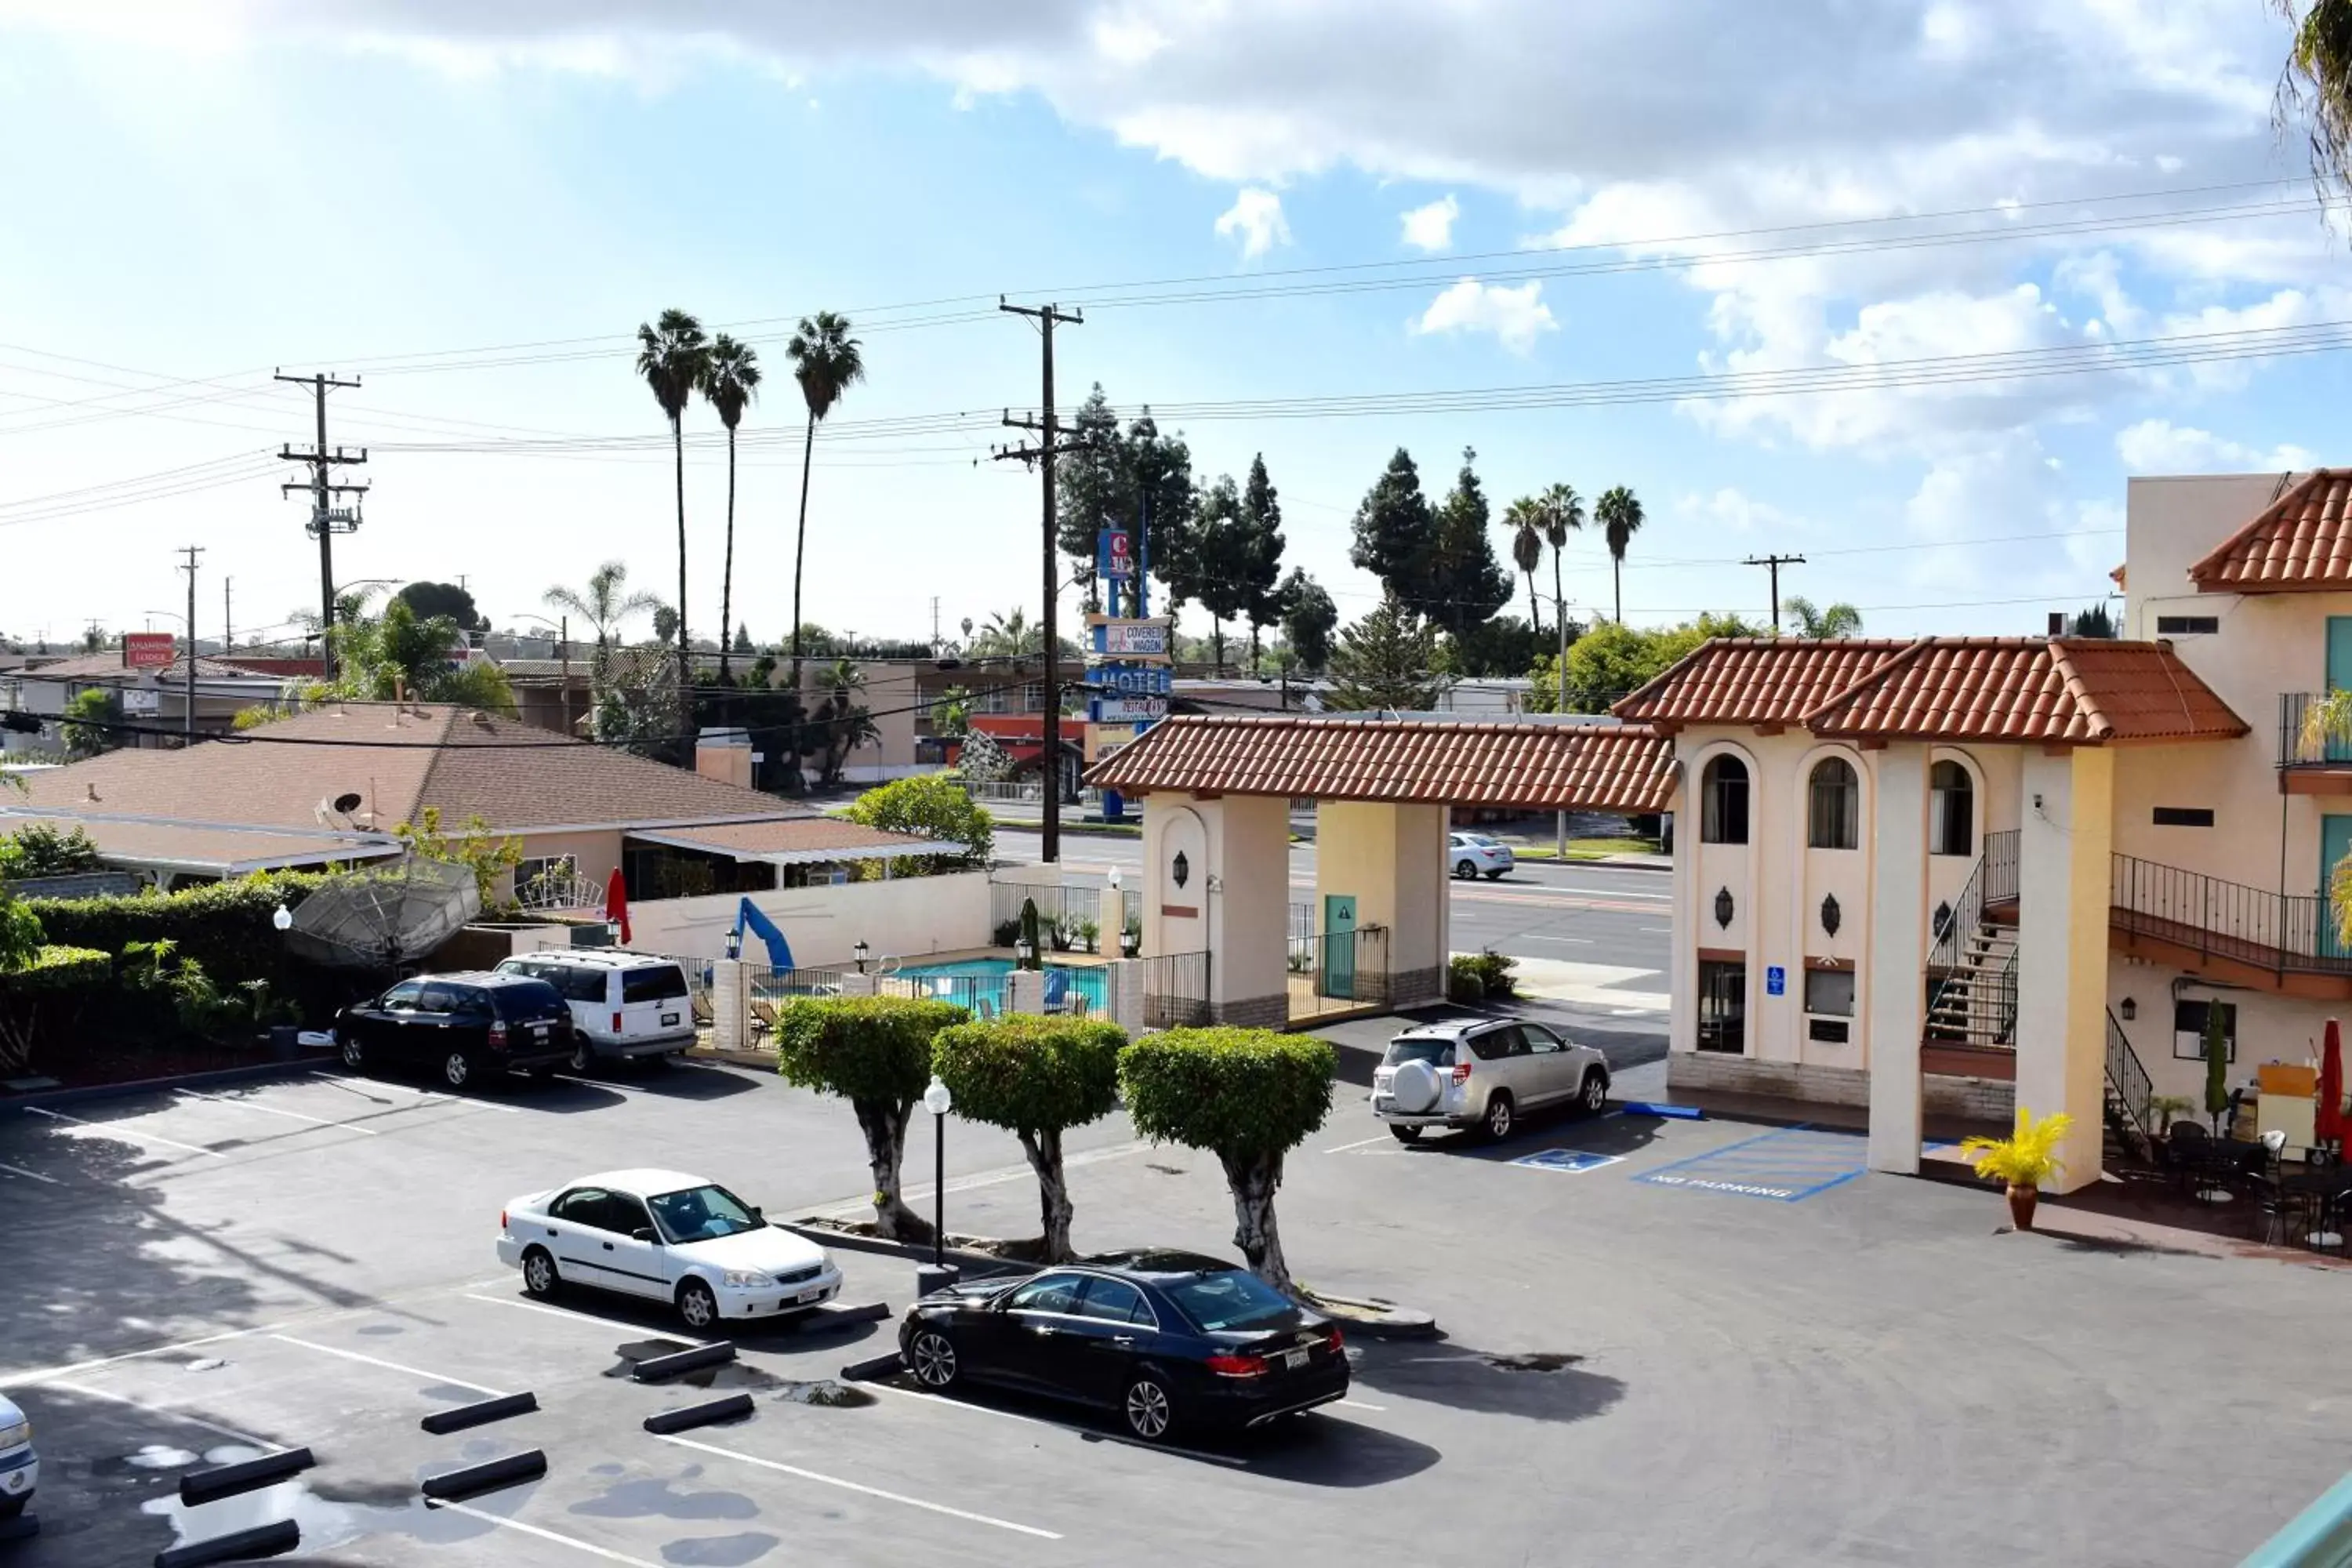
left=1510, top=837, right=1664, bottom=862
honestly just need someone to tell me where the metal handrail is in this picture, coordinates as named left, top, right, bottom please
left=1926, top=830, right=2020, bottom=1045
left=2104, top=1006, right=2154, bottom=1149
left=2108, top=851, right=2352, bottom=975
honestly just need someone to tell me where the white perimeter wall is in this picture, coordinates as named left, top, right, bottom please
left=625, top=871, right=991, bottom=966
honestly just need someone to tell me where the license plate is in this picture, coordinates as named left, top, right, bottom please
left=1282, top=1348, right=1308, bottom=1370
left=661, top=1013, right=680, bottom=1027
left=796, top=1286, right=826, bottom=1305
left=532, top=1025, right=549, bottom=1038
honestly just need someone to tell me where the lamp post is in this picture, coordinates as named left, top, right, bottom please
left=922, top=1074, right=954, bottom=1277
left=854, top=939, right=871, bottom=975
left=271, top=905, right=293, bottom=932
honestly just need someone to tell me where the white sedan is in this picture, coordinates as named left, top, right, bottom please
left=496, top=1167, right=842, bottom=1330
left=1449, top=831, right=1516, bottom=880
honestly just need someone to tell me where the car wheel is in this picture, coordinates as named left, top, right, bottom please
left=1388, top=1123, right=1422, bottom=1143
left=1482, top=1091, right=1515, bottom=1142
left=1122, top=1374, right=1177, bottom=1443
left=0, top=1494, right=24, bottom=1520
left=1581, top=1072, right=1610, bottom=1114
left=908, top=1329, right=960, bottom=1389
left=1483, top=867, right=1507, bottom=880
left=1454, top=859, right=1478, bottom=880
left=677, top=1278, right=720, bottom=1331
left=521, top=1246, right=560, bottom=1299
left=568, top=1038, right=593, bottom=1074
left=441, top=1051, right=472, bottom=1091
left=339, top=1033, right=363, bottom=1070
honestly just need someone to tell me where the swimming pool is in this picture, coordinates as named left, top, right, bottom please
left=887, top=957, right=1111, bottom=1011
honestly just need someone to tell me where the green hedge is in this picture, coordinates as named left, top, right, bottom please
left=930, top=1014, right=1127, bottom=1134
left=771, top=995, right=968, bottom=1105
left=0, top=945, right=111, bottom=992
left=24, top=872, right=334, bottom=988
left=0, top=945, right=112, bottom=1073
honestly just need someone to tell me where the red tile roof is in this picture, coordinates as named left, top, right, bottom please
left=2187, top=469, right=2352, bottom=593
left=1624, top=637, right=2247, bottom=745
left=1085, top=716, right=1677, bottom=813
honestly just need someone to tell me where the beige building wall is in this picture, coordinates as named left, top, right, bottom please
left=1140, top=790, right=1290, bottom=1028
left=1316, top=800, right=1450, bottom=1004
left=623, top=870, right=991, bottom=965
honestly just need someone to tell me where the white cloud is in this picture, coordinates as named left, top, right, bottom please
left=1410, top=278, right=1557, bottom=354
left=1399, top=193, right=1458, bottom=252
left=1212, top=186, right=1290, bottom=259
left=2114, top=419, right=2314, bottom=474
left=1676, top=487, right=1800, bottom=534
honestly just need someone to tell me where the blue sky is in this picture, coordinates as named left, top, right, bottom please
left=1, top=1, right=2347, bottom=652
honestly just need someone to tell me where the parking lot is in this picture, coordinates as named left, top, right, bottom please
left=4, top=1042, right=2348, bottom=1566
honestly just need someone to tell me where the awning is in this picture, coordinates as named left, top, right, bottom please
left=626, top=818, right=963, bottom=866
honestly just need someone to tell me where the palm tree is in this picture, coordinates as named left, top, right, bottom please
left=1782, top=595, right=1864, bottom=638
left=699, top=335, right=762, bottom=686
left=1501, top=497, right=1547, bottom=636
left=1538, top=479, right=1584, bottom=642
left=636, top=308, right=710, bottom=691
left=1595, top=485, right=1644, bottom=622
left=544, top=561, right=660, bottom=653
left=2275, top=0, right=2352, bottom=199
left=971, top=607, right=1043, bottom=660
left=785, top=311, right=866, bottom=683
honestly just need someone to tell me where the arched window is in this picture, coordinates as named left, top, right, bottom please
left=1700, top=755, right=1749, bottom=844
left=1808, top=757, right=1860, bottom=850
left=1930, top=759, right=1974, bottom=857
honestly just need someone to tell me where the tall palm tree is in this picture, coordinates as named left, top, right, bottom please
left=544, top=561, right=660, bottom=652
left=1595, top=485, right=1644, bottom=622
left=785, top=310, right=866, bottom=683
left=698, top=335, right=762, bottom=686
left=1538, top=481, right=1584, bottom=641
left=636, top=308, right=710, bottom=692
left=1501, top=497, right=1547, bottom=635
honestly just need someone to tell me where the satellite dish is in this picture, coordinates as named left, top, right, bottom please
left=331, top=791, right=364, bottom=815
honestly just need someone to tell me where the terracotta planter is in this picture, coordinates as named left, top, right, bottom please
left=2006, top=1183, right=2038, bottom=1232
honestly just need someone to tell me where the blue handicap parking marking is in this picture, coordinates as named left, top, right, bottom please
left=1633, top=1125, right=1872, bottom=1202
left=1512, top=1148, right=1622, bottom=1174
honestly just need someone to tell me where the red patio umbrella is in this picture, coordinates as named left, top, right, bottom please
left=603, top=866, right=632, bottom=947
left=2318, top=1018, right=2346, bottom=1149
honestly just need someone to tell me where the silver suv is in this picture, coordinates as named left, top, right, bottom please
left=1370, top=1018, right=1610, bottom=1143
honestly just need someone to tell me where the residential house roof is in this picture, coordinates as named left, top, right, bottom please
left=6, top=652, right=288, bottom=684
left=628, top=818, right=963, bottom=865
left=0, top=813, right=401, bottom=878
left=1614, top=639, right=1918, bottom=731
left=2187, top=469, right=2352, bottom=593
left=1084, top=715, right=1678, bottom=813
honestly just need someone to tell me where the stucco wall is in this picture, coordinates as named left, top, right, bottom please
left=623, top=870, right=990, bottom=965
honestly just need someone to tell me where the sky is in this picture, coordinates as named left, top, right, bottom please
left=0, top=0, right=2347, bottom=655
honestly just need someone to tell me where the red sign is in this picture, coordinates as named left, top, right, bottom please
left=122, top=633, right=176, bottom=670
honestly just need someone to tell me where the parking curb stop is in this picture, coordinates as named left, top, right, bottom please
left=179, top=1445, right=315, bottom=1506
left=642, top=1393, right=755, bottom=1435
left=632, top=1342, right=735, bottom=1383
left=1298, top=1290, right=1440, bottom=1339
left=156, top=1519, right=301, bottom=1568
left=421, top=1391, right=539, bottom=1435
left=840, top=1352, right=907, bottom=1382
left=420, top=1450, right=547, bottom=1503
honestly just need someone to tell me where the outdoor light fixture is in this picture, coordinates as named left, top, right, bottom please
left=1106, top=866, right=1122, bottom=890
left=271, top=904, right=293, bottom=932
left=922, top=1074, right=955, bottom=1269
left=2121, top=996, right=2137, bottom=1022
left=724, top=927, right=742, bottom=962
left=1714, top=887, right=1735, bottom=930
left=1933, top=901, right=1954, bottom=941
left=1014, top=937, right=1036, bottom=966
left=853, top=939, right=871, bottom=975
left=1820, top=894, right=1841, bottom=938
left=1171, top=851, right=1189, bottom=889
left=1121, top=928, right=1141, bottom=957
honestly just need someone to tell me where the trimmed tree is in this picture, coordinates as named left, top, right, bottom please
left=1118, top=1027, right=1337, bottom=1292
left=931, top=1014, right=1127, bottom=1261
left=2202, top=1002, right=2231, bottom=1134
left=772, top=995, right=966, bottom=1240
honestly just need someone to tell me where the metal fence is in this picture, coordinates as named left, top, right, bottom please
left=1288, top=925, right=1390, bottom=1020
left=1139, top=950, right=1213, bottom=1029
left=876, top=971, right=1008, bottom=1017
left=2109, top=851, right=2352, bottom=973
left=990, top=881, right=1121, bottom=948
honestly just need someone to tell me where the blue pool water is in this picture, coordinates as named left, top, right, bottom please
left=889, top=957, right=1111, bottom=1011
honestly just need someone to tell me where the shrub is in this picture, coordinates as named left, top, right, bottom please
left=931, top=1014, right=1127, bottom=1261
left=0, top=822, right=103, bottom=881
left=842, top=773, right=994, bottom=874
left=1119, top=1027, right=1337, bottom=1290
left=0, top=944, right=111, bottom=1074
left=772, top=995, right=968, bottom=1240
left=1447, top=949, right=1518, bottom=1003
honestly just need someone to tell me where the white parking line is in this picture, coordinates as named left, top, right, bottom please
left=1321, top=1134, right=1394, bottom=1154
left=304, top=1072, right=524, bottom=1113
left=1639, top=927, right=1671, bottom=934
left=1336, top=1398, right=1388, bottom=1412
left=0, top=1161, right=58, bottom=1184
left=1522, top=935, right=1594, bottom=945
left=44, top=1379, right=281, bottom=1449
left=654, top=1432, right=1065, bottom=1539
left=859, top=1381, right=1251, bottom=1469
left=424, top=1501, right=664, bottom=1567
left=460, top=1291, right=713, bottom=1347
left=23, top=1105, right=226, bottom=1159
left=178, top=1090, right=380, bottom=1135
left=267, top=1334, right=504, bottom=1396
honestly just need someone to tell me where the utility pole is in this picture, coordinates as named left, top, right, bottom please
left=276, top=370, right=368, bottom=681
left=177, top=546, right=203, bottom=741
left=223, top=577, right=232, bottom=655
left=1744, top=554, right=1806, bottom=637
left=992, top=299, right=1084, bottom=865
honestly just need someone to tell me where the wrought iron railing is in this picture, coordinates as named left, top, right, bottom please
left=2108, top=852, right=2352, bottom=975
left=1287, top=925, right=1390, bottom=1019
left=2104, top=1006, right=2154, bottom=1150
left=1926, top=830, right=2020, bottom=1045
left=1138, top=950, right=1213, bottom=1029
left=2277, top=691, right=2352, bottom=769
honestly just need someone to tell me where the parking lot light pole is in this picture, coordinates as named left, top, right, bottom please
left=923, top=1074, right=953, bottom=1269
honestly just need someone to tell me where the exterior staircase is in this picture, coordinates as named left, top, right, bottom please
left=1924, top=831, right=2020, bottom=1069
left=1925, top=926, right=2017, bottom=1044
left=2102, top=1006, right=2156, bottom=1164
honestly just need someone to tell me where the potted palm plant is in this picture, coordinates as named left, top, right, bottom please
left=1960, top=1107, right=2074, bottom=1232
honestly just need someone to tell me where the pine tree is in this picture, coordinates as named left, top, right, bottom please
left=1237, top=454, right=1287, bottom=670
left=1425, top=446, right=1511, bottom=637
left=1348, top=448, right=1435, bottom=604
left=1326, top=595, right=1446, bottom=713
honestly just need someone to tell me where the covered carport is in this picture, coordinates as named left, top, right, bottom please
left=1087, top=715, right=1677, bottom=1027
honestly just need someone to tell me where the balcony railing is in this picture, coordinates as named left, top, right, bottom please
left=2278, top=691, right=2352, bottom=769
left=2108, top=852, right=2352, bottom=975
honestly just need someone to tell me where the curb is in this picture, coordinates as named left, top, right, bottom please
left=1299, top=1290, right=1440, bottom=1339
left=781, top=1221, right=1034, bottom=1279
left=1, top=1056, right=334, bottom=1112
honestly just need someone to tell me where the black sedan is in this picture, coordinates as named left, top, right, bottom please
left=898, top=1249, right=1348, bottom=1443
left=335, top=971, right=575, bottom=1090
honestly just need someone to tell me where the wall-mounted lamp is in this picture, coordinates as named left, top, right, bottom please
left=1171, top=851, right=1189, bottom=889
left=853, top=939, right=871, bottom=975
left=1820, top=894, right=1842, bottom=938
left=2120, top=996, right=2136, bottom=1022
left=1714, top=887, right=1735, bottom=930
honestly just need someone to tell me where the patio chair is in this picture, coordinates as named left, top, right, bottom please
left=750, top=998, right=781, bottom=1042
left=691, top=993, right=714, bottom=1029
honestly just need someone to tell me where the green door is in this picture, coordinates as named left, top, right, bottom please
left=1323, top=894, right=1357, bottom=1000
left=2328, top=619, right=2352, bottom=763
left=2323, top=816, right=2352, bottom=959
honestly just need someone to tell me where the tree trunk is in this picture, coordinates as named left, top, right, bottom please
left=791, top=409, right=817, bottom=686
left=719, top=425, right=738, bottom=686
left=1248, top=619, right=1261, bottom=675
left=1526, top=573, right=1541, bottom=637
left=1612, top=556, right=1623, bottom=623
left=1218, top=1149, right=1290, bottom=1292
left=854, top=1097, right=931, bottom=1241
left=1210, top=618, right=1225, bottom=676
left=673, top=415, right=689, bottom=695
left=1018, top=1126, right=1076, bottom=1261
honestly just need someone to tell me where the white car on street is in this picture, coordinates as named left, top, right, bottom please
left=0, top=1392, right=35, bottom=1519
left=496, top=1167, right=842, bottom=1330
left=1450, top=831, right=1516, bottom=880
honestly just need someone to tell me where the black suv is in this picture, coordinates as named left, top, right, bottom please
left=335, top=971, right=574, bottom=1091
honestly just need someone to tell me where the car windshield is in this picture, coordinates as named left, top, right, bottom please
left=622, top=967, right=689, bottom=1004
left=491, top=980, right=565, bottom=1019
left=1381, top=1037, right=1455, bottom=1068
left=1164, top=1269, right=1298, bottom=1333
left=646, top=1184, right=762, bottom=1243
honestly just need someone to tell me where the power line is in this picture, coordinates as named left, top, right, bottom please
left=275, top=371, right=368, bottom=683
left=1743, top=554, right=1806, bottom=635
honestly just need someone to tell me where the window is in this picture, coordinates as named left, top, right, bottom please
left=514, top=854, right=579, bottom=905
left=1468, top=1026, right=1527, bottom=1059
left=1808, top=757, right=1860, bottom=850
left=1073, top=1277, right=1154, bottom=1327
left=1163, top=1269, right=1296, bottom=1333
left=1700, top=755, right=1750, bottom=845
left=599, top=1193, right=653, bottom=1237
left=1004, top=1274, right=1086, bottom=1315
left=2156, top=615, right=2220, bottom=636
left=1803, top=967, right=1856, bottom=1018
left=1381, top=1038, right=1455, bottom=1069
left=1523, top=1022, right=1565, bottom=1054
left=552, top=1188, right=614, bottom=1229
left=417, top=982, right=472, bottom=1014
left=622, top=965, right=690, bottom=1004
left=1808, top=1018, right=1850, bottom=1044
left=1697, top=960, right=1746, bottom=1053
left=2172, top=999, right=2238, bottom=1062
left=1929, top=760, right=1974, bottom=857
left=2152, top=807, right=2215, bottom=828
left=379, top=980, right=425, bottom=1011
left=647, top=1184, right=761, bottom=1243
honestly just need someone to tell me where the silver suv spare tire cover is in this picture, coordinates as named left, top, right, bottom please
left=1388, top=1058, right=1440, bottom=1114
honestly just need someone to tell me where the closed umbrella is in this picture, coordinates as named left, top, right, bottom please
left=604, top=866, right=632, bottom=947
left=2318, top=1018, right=2346, bottom=1149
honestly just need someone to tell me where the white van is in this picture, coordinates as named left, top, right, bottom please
left=0, top=1392, right=34, bottom=1519
left=494, top=951, right=698, bottom=1070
